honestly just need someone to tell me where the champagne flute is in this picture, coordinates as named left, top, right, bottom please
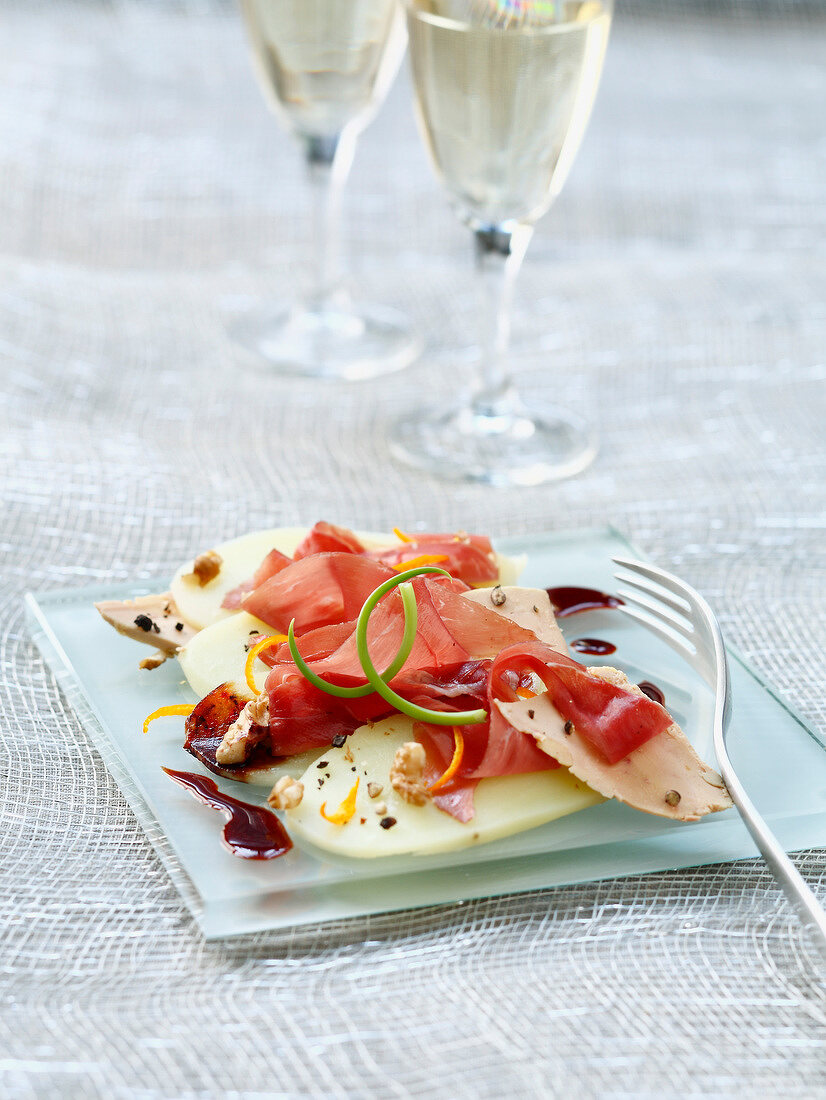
left=234, top=0, right=421, bottom=380
left=393, top=0, right=613, bottom=484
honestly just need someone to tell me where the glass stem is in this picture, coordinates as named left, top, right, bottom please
left=303, top=130, right=357, bottom=311
left=471, top=222, right=534, bottom=417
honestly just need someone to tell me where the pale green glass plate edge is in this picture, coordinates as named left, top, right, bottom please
left=24, top=526, right=826, bottom=939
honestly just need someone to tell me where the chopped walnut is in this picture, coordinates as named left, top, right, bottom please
left=216, top=692, right=269, bottom=765
left=185, top=550, right=223, bottom=587
left=367, top=781, right=384, bottom=799
left=374, top=801, right=388, bottom=816
left=389, top=742, right=431, bottom=806
left=139, top=650, right=168, bottom=671
left=268, top=775, right=304, bottom=811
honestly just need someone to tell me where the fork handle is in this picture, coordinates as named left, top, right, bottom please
left=719, top=750, right=826, bottom=950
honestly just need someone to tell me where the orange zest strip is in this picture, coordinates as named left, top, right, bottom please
left=429, top=727, right=465, bottom=793
left=143, top=704, right=195, bottom=735
left=244, top=634, right=288, bottom=695
left=320, top=778, right=360, bottom=825
left=392, top=554, right=448, bottom=572
left=393, top=527, right=414, bottom=543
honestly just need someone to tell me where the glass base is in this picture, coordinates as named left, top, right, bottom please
left=390, top=398, right=598, bottom=487
left=231, top=300, right=421, bottom=381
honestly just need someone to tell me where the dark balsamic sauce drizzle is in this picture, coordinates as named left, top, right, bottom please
left=570, top=637, right=617, bottom=656
left=547, top=585, right=665, bottom=703
left=162, top=767, right=292, bottom=860
left=546, top=586, right=624, bottom=617
left=637, top=681, right=666, bottom=707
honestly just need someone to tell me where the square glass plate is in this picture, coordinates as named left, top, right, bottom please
left=25, top=528, right=826, bottom=938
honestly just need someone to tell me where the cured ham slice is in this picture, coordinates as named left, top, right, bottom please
left=366, top=532, right=498, bottom=586
left=227, top=527, right=500, bottom=627
left=293, top=521, right=366, bottom=559
left=241, top=553, right=395, bottom=634
left=497, top=667, right=732, bottom=822
left=414, top=587, right=570, bottom=813
left=310, top=576, right=470, bottom=683
left=259, top=621, right=356, bottom=667
left=265, top=668, right=363, bottom=756
left=427, top=584, right=538, bottom=658
left=489, top=641, right=674, bottom=764
left=221, top=548, right=292, bottom=610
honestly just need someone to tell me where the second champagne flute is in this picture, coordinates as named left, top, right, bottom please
left=394, top=0, right=613, bottom=484
left=235, top=0, right=421, bottom=380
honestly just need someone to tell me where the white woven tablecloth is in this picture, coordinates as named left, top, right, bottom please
left=2, top=1, right=825, bottom=1095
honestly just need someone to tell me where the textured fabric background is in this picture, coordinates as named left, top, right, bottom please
left=1, top=1, right=825, bottom=1096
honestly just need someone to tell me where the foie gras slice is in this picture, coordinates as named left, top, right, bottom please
left=461, top=586, right=568, bottom=654
left=94, top=592, right=198, bottom=654
left=496, top=665, right=732, bottom=822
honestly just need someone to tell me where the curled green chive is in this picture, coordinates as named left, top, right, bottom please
left=355, top=570, right=487, bottom=728
left=286, top=565, right=450, bottom=700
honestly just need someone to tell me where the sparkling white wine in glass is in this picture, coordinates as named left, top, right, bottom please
left=408, top=0, right=611, bottom=228
left=234, top=0, right=420, bottom=381
left=240, top=0, right=405, bottom=140
left=392, top=0, right=612, bottom=485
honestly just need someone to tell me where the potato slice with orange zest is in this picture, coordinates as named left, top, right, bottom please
left=320, top=778, right=360, bottom=825
left=244, top=633, right=287, bottom=695
left=286, top=719, right=602, bottom=858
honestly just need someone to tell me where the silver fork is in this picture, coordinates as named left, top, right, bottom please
left=613, top=556, right=826, bottom=948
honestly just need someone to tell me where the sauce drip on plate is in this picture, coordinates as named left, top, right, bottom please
left=163, top=767, right=292, bottom=859
left=637, top=681, right=666, bottom=707
left=546, top=586, right=624, bottom=618
left=570, top=637, right=617, bottom=656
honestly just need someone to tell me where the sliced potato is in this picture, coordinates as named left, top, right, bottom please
left=212, top=748, right=326, bottom=789
left=286, top=716, right=602, bottom=858
left=170, top=527, right=524, bottom=631
left=177, top=610, right=276, bottom=700
left=493, top=552, right=526, bottom=587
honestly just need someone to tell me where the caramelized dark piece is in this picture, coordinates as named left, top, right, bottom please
left=184, top=682, right=281, bottom=780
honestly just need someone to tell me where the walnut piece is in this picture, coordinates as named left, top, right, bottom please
left=185, top=550, right=223, bottom=587
left=389, top=742, right=431, bottom=806
left=366, top=782, right=383, bottom=799
left=268, top=776, right=304, bottom=811
left=139, top=650, right=167, bottom=671
left=216, top=692, right=269, bottom=765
